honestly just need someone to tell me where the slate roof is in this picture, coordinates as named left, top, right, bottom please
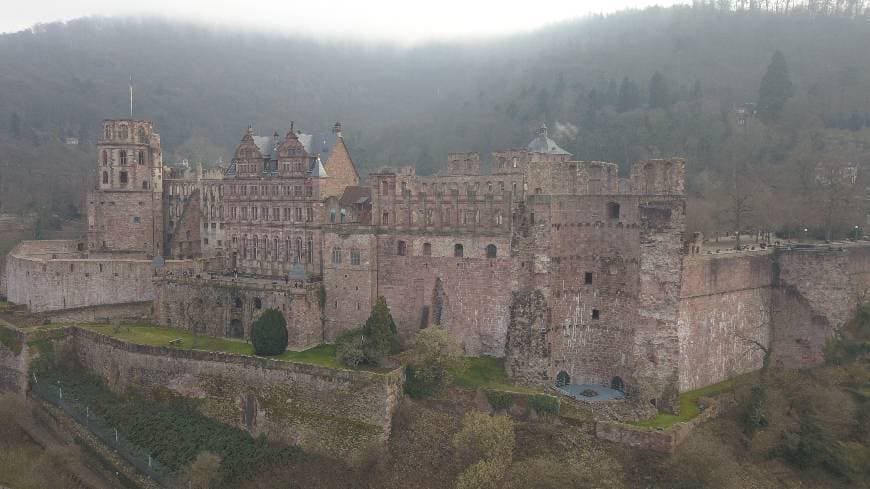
left=339, top=186, right=371, bottom=207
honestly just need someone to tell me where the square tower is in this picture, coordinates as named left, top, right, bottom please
left=87, top=119, right=165, bottom=256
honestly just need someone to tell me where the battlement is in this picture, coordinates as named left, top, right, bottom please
left=629, top=159, right=685, bottom=195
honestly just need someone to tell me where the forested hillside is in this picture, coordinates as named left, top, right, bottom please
left=2, top=2, right=870, bottom=237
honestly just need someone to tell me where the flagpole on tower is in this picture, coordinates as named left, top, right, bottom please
left=129, top=74, right=134, bottom=118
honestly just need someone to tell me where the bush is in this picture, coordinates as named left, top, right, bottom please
left=484, top=389, right=514, bottom=410
left=250, top=309, right=288, bottom=356
left=335, top=328, right=368, bottom=367
left=183, top=452, right=223, bottom=489
left=404, top=327, right=461, bottom=397
left=453, top=411, right=514, bottom=489
left=527, top=394, right=559, bottom=415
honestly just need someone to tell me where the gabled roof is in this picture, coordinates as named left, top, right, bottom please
left=309, top=156, right=328, bottom=177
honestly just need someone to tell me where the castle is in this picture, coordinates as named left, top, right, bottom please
left=5, top=117, right=870, bottom=412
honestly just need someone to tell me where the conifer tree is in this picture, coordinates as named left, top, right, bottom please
left=757, top=50, right=793, bottom=123
left=648, top=71, right=670, bottom=108
left=362, top=296, right=400, bottom=357
left=617, top=77, right=641, bottom=112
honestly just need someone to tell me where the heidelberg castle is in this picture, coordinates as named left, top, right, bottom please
left=6, top=117, right=870, bottom=412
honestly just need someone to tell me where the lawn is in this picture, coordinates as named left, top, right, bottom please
left=630, top=377, right=739, bottom=429
left=449, top=356, right=536, bottom=394
left=80, top=324, right=340, bottom=368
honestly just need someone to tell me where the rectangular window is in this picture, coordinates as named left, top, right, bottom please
left=132, top=216, right=140, bottom=224
left=295, top=208, right=303, bottom=221
left=351, top=249, right=361, bottom=265
left=584, top=272, right=593, bottom=285
left=119, top=171, right=128, bottom=185
left=592, top=309, right=600, bottom=320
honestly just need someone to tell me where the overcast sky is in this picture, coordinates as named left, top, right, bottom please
left=1, top=0, right=681, bottom=43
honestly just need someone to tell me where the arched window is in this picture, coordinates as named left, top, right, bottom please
left=555, top=371, right=570, bottom=387
left=397, top=240, right=407, bottom=256
left=454, top=243, right=464, bottom=258
left=119, top=150, right=127, bottom=165
left=102, top=171, right=108, bottom=184
left=607, top=202, right=620, bottom=220
left=422, top=243, right=432, bottom=256
left=102, top=150, right=108, bottom=166
left=486, top=244, right=497, bottom=258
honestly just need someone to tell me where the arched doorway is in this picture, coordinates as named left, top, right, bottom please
left=229, top=319, right=244, bottom=339
left=611, top=376, right=625, bottom=392
left=555, top=371, right=570, bottom=388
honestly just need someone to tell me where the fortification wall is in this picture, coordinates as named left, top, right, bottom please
left=4, top=240, right=207, bottom=313
left=154, top=278, right=322, bottom=350
left=43, top=301, right=153, bottom=324
left=71, top=327, right=403, bottom=457
left=677, top=253, right=774, bottom=392
left=771, top=246, right=861, bottom=367
left=376, top=234, right=515, bottom=355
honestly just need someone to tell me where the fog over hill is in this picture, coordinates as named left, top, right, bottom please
left=2, top=4, right=870, bottom=237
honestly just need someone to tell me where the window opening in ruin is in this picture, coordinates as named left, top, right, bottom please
left=102, top=172, right=108, bottom=184
left=432, top=278, right=445, bottom=325
left=611, top=376, right=625, bottom=392
left=555, top=371, right=570, bottom=387
left=351, top=248, right=361, bottom=265
left=486, top=244, right=497, bottom=258
left=234, top=298, right=243, bottom=308
left=382, top=212, right=389, bottom=225
left=142, top=181, right=148, bottom=189
left=132, top=216, right=140, bottom=224
left=397, top=240, right=407, bottom=256
left=340, top=209, right=346, bottom=223
left=607, top=202, right=620, bottom=220
left=254, top=298, right=262, bottom=309
left=454, top=244, right=464, bottom=258
left=119, top=171, right=128, bottom=185
left=119, top=150, right=127, bottom=165
left=592, top=309, right=600, bottom=320
left=102, top=150, right=108, bottom=165
left=138, top=151, right=144, bottom=165
left=329, top=209, right=336, bottom=223
left=423, top=243, right=432, bottom=256
left=584, top=272, right=593, bottom=285
left=332, top=247, right=342, bottom=264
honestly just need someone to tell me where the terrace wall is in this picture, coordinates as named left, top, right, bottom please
left=70, top=327, right=404, bottom=457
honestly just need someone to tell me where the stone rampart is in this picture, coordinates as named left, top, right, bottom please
left=4, top=240, right=210, bottom=313
left=677, top=253, right=774, bottom=391
left=70, top=327, right=403, bottom=457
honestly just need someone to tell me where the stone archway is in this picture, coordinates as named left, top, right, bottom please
left=229, top=319, right=244, bottom=339
left=556, top=371, right=570, bottom=387
left=611, top=376, right=625, bottom=392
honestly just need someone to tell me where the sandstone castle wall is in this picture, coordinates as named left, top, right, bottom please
left=70, top=327, right=403, bottom=457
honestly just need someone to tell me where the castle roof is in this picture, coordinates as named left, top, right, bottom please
left=309, top=156, right=328, bottom=177
left=527, top=123, right=571, bottom=156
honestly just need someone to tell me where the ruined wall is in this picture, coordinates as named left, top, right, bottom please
left=87, top=190, right=164, bottom=256
left=71, top=327, right=403, bottom=457
left=44, top=301, right=152, bottom=324
left=377, top=233, right=515, bottom=355
left=4, top=240, right=206, bottom=313
left=154, top=277, right=322, bottom=350
left=506, top=195, right=644, bottom=390
left=322, top=228, right=376, bottom=341
left=677, top=253, right=773, bottom=391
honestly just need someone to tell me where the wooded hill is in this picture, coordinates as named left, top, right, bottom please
left=2, top=2, right=870, bottom=238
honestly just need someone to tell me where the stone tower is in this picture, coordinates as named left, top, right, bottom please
left=87, top=119, right=164, bottom=256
